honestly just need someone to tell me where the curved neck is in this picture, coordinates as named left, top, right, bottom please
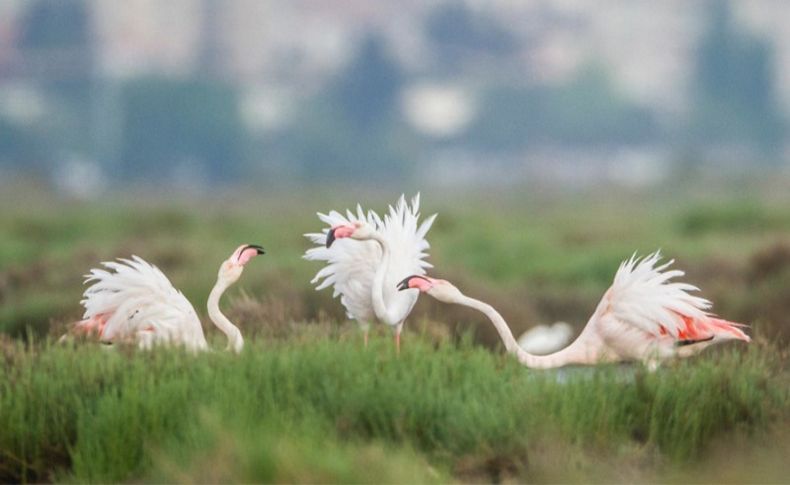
left=457, top=294, right=588, bottom=369
left=370, top=232, right=397, bottom=324
left=207, top=277, right=244, bottom=353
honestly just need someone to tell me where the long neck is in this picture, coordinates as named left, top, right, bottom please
left=457, top=294, right=589, bottom=369
left=207, top=277, right=244, bottom=353
left=370, top=233, right=397, bottom=324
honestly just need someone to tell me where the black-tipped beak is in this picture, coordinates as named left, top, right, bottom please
left=397, top=275, right=426, bottom=291
left=245, top=244, right=266, bottom=255
left=326, top=228, right=337, bottom=248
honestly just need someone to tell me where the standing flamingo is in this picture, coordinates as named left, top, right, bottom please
left=72, top=244, right=264, bottom=352
left=398, top=252, right=749, bottom=369
left=304, top=194, right=436, bottom=352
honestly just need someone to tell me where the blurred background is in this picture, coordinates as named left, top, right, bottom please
left=0, top=0, right=789, bottom=193
left=0, top=0, right=789, bottom=346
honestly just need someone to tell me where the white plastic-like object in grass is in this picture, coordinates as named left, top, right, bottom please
left=304, top=194, right=437, bottom=353
left=398, top=252, right=750, bottom=369
left=71, top=244, right=265, bottom=353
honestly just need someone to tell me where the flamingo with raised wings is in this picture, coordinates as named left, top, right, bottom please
left=71, top=244, right=264, bottom=352
left=398, top=252, right=749, bottom=369
left=304, top=194, right=436, bottom=352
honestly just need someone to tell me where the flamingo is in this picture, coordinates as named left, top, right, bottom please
left=518, top=322, right=573, bottom=355
left=71, top=244, right=265, bottom=352
left=304, top=194, right=436, bottom=352
left=397, top=252, right=749, bottom=369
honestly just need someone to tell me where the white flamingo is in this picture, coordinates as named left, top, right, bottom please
left=304, top=194, right=436, bottom=352
left=518, top=322, right=573, bottom=355
left=398, top=252, right=749, bottom=369
left=72, top=244, right=264, bottom=352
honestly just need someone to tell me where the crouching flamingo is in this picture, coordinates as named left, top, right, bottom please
left=518, top=322, right=573, bottom=355
left=304, top=194, right=437, bottom=353
left=69, top=244, right=264, bottom=352
left=398, top=252, right=749, bottom=369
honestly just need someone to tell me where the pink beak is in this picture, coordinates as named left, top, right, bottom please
left=326, top=225, right=355, bottom=248
left=397, top=275, right=434, bottom=292
left=234, top=244, right=265, bottom=265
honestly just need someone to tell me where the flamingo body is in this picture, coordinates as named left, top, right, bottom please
left=74, top=244, right=264, bottom=352
left=585, top=253, right=749, bottom=365
left=304, top=194, right=436, bottom=344
left=400, top=252, right=749, bottom=368
left=79, top=256, right=206, bottom=350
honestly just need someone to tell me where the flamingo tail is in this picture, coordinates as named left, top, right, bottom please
left=706, top=317, right=751, bottom=342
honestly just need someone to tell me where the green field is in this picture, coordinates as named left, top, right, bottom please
left=1, top=184, right=789, bottom=482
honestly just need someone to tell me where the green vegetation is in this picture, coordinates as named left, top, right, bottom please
left=1, top=336, right=786, bottom=483
left=1, top=186, right=789, bottom=482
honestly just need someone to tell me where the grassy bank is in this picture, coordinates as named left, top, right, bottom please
left=1, top=185, right=789, bottom=482
left=1, top=189, right=790, bottom=344
left=1, top=335, right=786, bottom=483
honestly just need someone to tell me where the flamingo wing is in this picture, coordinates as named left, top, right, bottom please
left=80, top=256, right=206, bottom=349
left=303, top=194, right=437, bottom=324
left=599, top=252, right=749, bottom=346
left=376, top=193, right=437, bottom=308
left=304, top=204, right=381, bottom=322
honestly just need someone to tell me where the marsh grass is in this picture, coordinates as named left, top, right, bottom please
left=0, top=335, right=785, bottom=483
left=1, top=187, right=789, bottom=482
left=2, top=190, right=790, bottom=340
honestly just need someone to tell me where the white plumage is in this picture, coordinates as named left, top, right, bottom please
left=401, top=251, right=749, bottom=369
left=518, top=322, right=573, bottom=355
left=304, top=194, right=436, bottom=343
left=73, top=244, right=264, bottom=352
left=607, top=252, right=711, bottom=339
left=305, top=205, right=381, bottom=323
left=80, top=256, right=206, bottom=350
left=591, top=251, right=749, bottom=363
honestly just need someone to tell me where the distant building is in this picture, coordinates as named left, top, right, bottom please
left=2, top=0, right=788, bottom=111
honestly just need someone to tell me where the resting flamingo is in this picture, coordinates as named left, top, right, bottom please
left=304, top=194, right=436, bottom=352
left=518, top=322, right=573, bottom=355
left=398, top=252, right=749, bottom=369
left=71, top=244, right=264, bottom=352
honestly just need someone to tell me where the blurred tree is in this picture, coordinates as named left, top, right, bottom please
left=283, top=34, right=414, bottom=183
left=0, top=118, right=41, bottom=169
left=198, top=0, right=224, bottom=78
left=326, top=35, right=403, bottom=131
left=18, top=0, right=94, bottom=102
left=690, top=1, right=784, bottom=156
left=467, top=65, right=658, bottom=150
left=119, top=78, right=249, bottom=184
left=426, top=4, right=516, bottom=71
left=17, top=0, right=95, bottom=160
left=18, top=0, right=92, bottom=48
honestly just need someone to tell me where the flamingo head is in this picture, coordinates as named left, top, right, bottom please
left=397, top=275, right=462, bottom=304
left=326, top=221, right=375, bottom=247
left=219, top=244, right=265, bottom=283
